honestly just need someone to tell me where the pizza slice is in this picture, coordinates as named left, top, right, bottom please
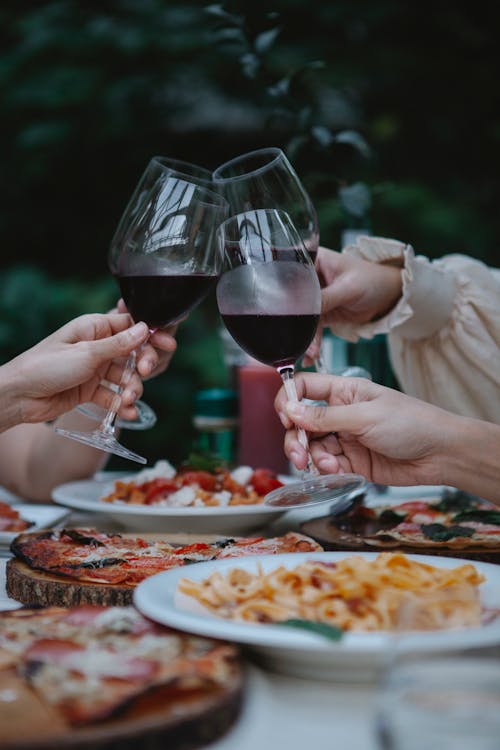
left=7, top=529, right=324, bottom=608
left=359, top=494, right=500, bottom=549
left=0, top=605, right=239, bottom=727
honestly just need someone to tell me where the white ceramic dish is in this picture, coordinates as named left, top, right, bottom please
left=134, top=551, right=500, bottom=682
left=52, top=479, right=288, bottom=534
left=0, top=505, right=70, bottom=549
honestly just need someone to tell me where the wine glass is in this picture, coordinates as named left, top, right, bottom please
left=56, top=176, right=228, bottom=463
left=376, top=587, right=500, bottom=750
left=77, top=156, right=213, bottom=431
left=216, top=208, right=365, bottom=508
left=213, top=147, right=369, bottom=377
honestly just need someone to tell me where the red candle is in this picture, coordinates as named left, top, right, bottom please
left=237, top=363, right=289, bottom=475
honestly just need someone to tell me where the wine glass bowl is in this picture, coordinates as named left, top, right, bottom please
left=216, top=209, right=321, bottom=371
left=115, top=178, right=226, bottom=327
left=110, top=156, right=213, bottom=268
left=78, top=155, right=214, bottom=434
left=56, top=176, right=227, bottom=463
left=213, top=147, right=319, bottom=262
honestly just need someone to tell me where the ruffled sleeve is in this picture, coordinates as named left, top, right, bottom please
left=340, top=236, right=500, bottom=422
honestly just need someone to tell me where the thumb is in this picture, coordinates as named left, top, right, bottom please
left=88, top=322, right=149, bottom=362
left=285, top=401, right=336, bottom=433
left=285, top=400, right=370, bottom=435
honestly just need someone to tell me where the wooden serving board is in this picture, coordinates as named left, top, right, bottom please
left=6, top=532, right=228, bottom=608
left=0, top=660, right=244, bottom=750
left=300, top=515, right=500, bottom=563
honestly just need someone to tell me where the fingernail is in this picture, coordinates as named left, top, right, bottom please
left=290, top=451, right=301, bottom=466
left=130, top=322, right=148, bottom=339
left=318, top=457, right=337, bottom=472
left=278, top=411, right=287, bottom=426
left=286, top=402, right=305, bottom=419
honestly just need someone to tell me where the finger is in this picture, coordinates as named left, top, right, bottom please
left=87, top=321, right=149, bottom=362
left=284, top=429, right=309, bottom=471
left=148, top=328, right=178, bottom=351
left=286, top=399, right=374, bottom=436
left=302, top=328, right=323, bottom=367
left=116, top=298, right=127, bottom=314
left=91, top=381, right=141, bottom=419
left=135, top=343, right=160, bottom=378
left=67, top=313, right=137, bottom=343
left=309, top=434, right=343, bottom=474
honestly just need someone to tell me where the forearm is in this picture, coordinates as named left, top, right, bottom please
left=0, top=414, right=109, bottom=502
left=0, top=361, right=23, bottom=432
left=439, top=415, right=500, bottom=504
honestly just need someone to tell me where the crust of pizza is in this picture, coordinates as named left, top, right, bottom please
left=363, top=530, right=500, bottom=549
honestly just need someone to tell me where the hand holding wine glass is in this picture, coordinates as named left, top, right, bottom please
left=78, top=155, right=213, bottom=431
left=56, top=176, right=227, bottom=463
left=216, top=208, right=365, bottom=508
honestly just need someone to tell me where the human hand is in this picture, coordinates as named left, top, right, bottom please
left=116, top=298, right=178, bottom=379
left=303, top=247, right=403, bottom=365
left=4, top=313, right=150, bottom=425
left=275, top=372, right=454, bottom=487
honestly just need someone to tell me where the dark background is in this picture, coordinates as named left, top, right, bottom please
left=1, top=0, right=499, bottom=464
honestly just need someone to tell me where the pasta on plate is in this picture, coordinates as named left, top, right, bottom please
left=178, top=552, right=484, bottom=632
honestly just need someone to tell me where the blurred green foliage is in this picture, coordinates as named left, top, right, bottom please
left=1, top=0, right=498, bottom=464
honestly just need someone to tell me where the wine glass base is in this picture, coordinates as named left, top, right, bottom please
left=76, top=400, right=157, bottom=431
left=264, top=473, right=366, bottom=509
left=55, top=427, right=147, bottom=464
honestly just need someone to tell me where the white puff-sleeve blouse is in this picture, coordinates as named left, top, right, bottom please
left=335, top=236, right=500, bottom=423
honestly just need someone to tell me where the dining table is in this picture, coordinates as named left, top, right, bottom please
left=0, top=478, right=453, bottom=750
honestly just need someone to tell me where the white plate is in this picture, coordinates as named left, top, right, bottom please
left=134, top=551, right=500, bottom=682
left=0, top=505, right=70, bottom=549
left=383, top=485, right=450, bottom=500
left=51, top=479, right=288, bottom=534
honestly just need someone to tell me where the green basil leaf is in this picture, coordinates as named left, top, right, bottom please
left=274, top=619, right=343, bottom=641
left=180, top=452, right=227, bottom=473
left=452, top=510, right=500, bottom=525
left=421, top=523, right=475, bottom=542
left=434, top=491, right=482, bottom=512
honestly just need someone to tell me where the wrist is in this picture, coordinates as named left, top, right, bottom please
left=371, top=264, right=403, bottom=321
left=439, top=414, right=500, bottom=502
left=0, top=361, right=24, bottom=431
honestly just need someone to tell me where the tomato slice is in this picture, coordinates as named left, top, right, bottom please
left=392, top=501, right=433, bottom=513
left=143, top=478, right=178, bottom=503
left=250, top=468, right=284, bottom=496
left=179, top=471, right=217, bottom=491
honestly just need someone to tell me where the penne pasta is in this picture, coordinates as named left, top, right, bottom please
left=178, top=553, right=484, bottom=632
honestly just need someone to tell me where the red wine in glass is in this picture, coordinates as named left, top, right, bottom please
left=118, top=273, right=217, bottom=329
left=221, top=313, right=319, bottom=369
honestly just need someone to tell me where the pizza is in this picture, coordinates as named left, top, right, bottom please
left=341, top=492, right=500, bottom=549
left=7, top=528, right=323, bottom=607
left=100, top=459, right=285, bottom=507
left=0, top=501, right=32, bottom=533
left=0, top=604, right=242, bottom=737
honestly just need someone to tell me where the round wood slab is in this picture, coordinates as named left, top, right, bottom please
left=0, top=662, right=245, bottom=750
left=300, top=515, right=500, bottom=563
left=6, top=531, right=227, bottom=608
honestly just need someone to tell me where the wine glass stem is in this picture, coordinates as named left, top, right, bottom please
left=278, top=366, right=318, bottom=476
left=100, top=349, right=137, bottom=435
